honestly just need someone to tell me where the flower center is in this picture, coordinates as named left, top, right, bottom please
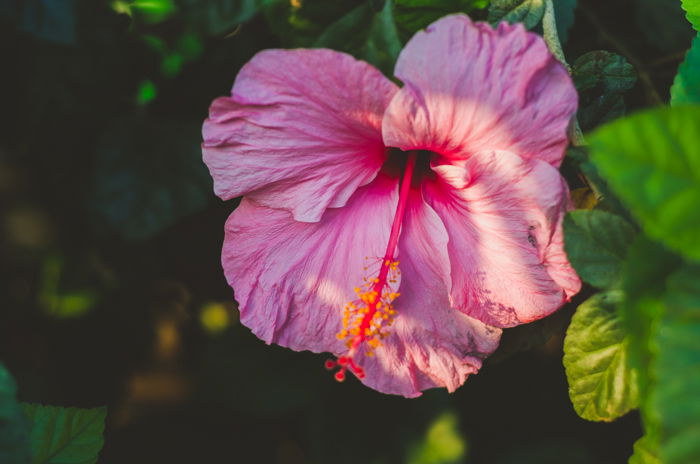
left=326, top=151, right=418, bottom=382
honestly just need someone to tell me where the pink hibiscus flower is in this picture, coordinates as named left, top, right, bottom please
left=202, top=15, right=581, bottom=397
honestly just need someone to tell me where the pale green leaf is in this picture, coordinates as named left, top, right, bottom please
left=682, top=0, right=700, bottom=31
left=563, top=291, right=640, bottom=421
left=629, top=432, right=661, bottom=464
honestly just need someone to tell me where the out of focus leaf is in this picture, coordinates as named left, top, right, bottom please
left=393, top=0, right=488, bottom=41
left=0, top=364, right=30, bottom=464
left=629, top=431, right=661, bottom=464
left=92, top=117, right=212, bottom=241
left=488, top=0, right=545, bottom=29
left=635, top=0, right=695, bottom=51
left=136, top=80, right=157, bottom=105
left=314, top=0, right=402, bottom=74
left=181, top=0, right=259, bottom=36
left=5, top=0, right=78, bottom=45
left=38, top=254, right=100, bottom=319
left=128, top=0, right=176, bottom=23
left=588, top=105, right=700, bottom=262
left=407, top=413, right=467, bottom=464
left=564, top=210, right=637, bottom=289
left=263, top=0, right=365, bottom=47
left=648, top=265, right=700, bottom=464
left=563, top=291, right=640, bottom=421
left=683, top=0, right=700, bottom=31
left=22, top=404, right=106, bottom=464
left=572, top=51, right=636, bottom=130
left=671, top=35, right=700, bottom=105
left=554, top=0, right=576, bottom=44
left=619, top=236, right=682, bottom=388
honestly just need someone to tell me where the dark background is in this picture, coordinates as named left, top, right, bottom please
left=0, top=0, right=693, bottom=462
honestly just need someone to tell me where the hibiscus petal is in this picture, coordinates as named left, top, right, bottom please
left=382, top=15, right=577, bottom=167
left=222, top=174, right=398, bottom=354
left=203, top=49, right=398, bottom=222
left=357, top=189, right=502, bottom=397
left=424, top=150, right=581, bottom=328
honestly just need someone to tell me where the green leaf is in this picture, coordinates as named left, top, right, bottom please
left=619, top=236, right=682, bottom=390
left=393, top=0, right=488, bottom=41
left=181, top=0, right=260, bottom=36
left=92, top=117, right=212, bottom=241
left=22, top=404, right=106, bottom=464
left=553, top=0, right=576, bottom=44
left=671, top=34, right=700, bottom=105
left=572, top=51, right=636, bottom=131
left=629, top=432, right=661, bottom=464
left=488, top=0, right=545, bottom=29
left=263, top=0, right=365, bottom=48
left=129, top=0, right=176, bottom=23
left=563, top=291, right=640, bottom=421
left=563, top=210, right=637, bottom=289
left=588, top=105, right=700, bottom=262
left=650, top=264, right=700, bottom=464
left=682, top=0, right=700, bottom=31
left=0, top=364, right=30, bottom=464
left=313, top=0, right=402, bottom=75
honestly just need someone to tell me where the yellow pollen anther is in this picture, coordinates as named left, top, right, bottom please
left=336, top=258, right=400, bottom=359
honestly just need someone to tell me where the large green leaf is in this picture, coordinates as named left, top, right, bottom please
left=572, top=51, right=637, bottom=131
left=393, top=0, right=488, bottom=41
left=650, top=265, right=700, bottom=464
left=22, top=404, right=106, bottom=464
left=488, top=0, right=545, bottom=29
left=0, top=364, right=30, bottom=464
left=563, top=291, right=640, bottom=421
left=619, top=236, right=682, bottom=392
left=671, top=35, right=700, bottom=105
left=588, top=105, right=700, bottom=262
left=682, top=0, right=700, bottom=31
left=563, top=210, right=637, bottom=289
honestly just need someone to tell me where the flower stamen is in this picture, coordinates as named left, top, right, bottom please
left=327, top=151, right=418, bottom=383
